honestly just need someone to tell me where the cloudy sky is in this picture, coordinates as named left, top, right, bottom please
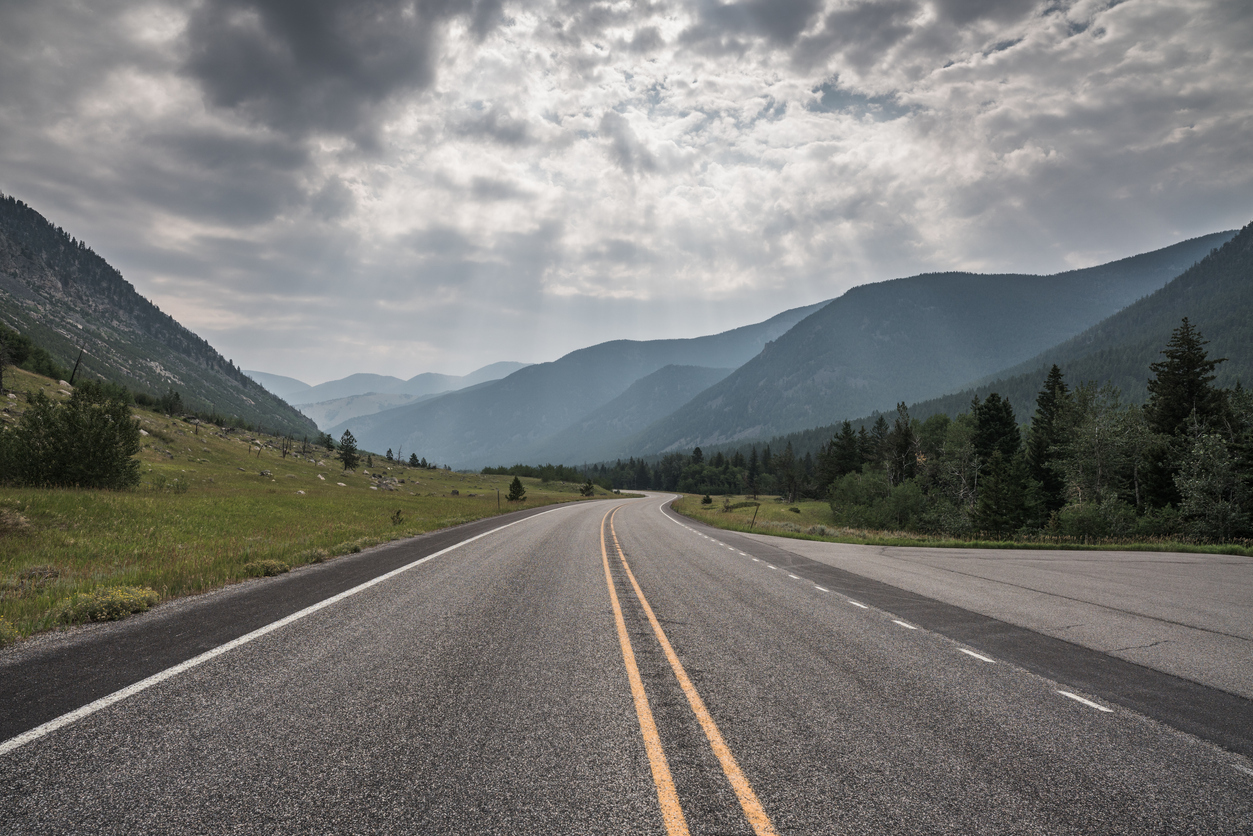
left=1, top=0, right=1250, bottom=383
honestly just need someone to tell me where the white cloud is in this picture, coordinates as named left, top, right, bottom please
left=0, top=0, right=1249, bottom=382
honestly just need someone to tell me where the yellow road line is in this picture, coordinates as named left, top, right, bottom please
left=600, top=509, right=690, bottom=836
left=609, top=507, right=780, bottom=836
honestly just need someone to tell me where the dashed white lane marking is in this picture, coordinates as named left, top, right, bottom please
left=1057, top=691, right=1113, bottom=712
left=1233, top=764, right=1253, bottom=777
left=848, top=600, right=869, bottom=609
left=752, top=558, right=760, bottom=562
left=815, top=586, right=829, bottom=592
left=958, top=648, right=996, bottom=663
left=788, top=574, right=801, bottom=580
left=893, top=620, right=917, bottom=630
left=765, top=564, right=777, bottom=570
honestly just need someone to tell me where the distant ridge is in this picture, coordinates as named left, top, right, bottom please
left=332, top=301, right=829, bottom=467
left=622, top=229, right=1237, bottom=455
left=0, top=194, right=315, bottom=435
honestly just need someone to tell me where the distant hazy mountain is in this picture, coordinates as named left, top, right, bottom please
left=0, top=194, right=316, bottom=436
left=517, top=365, right=734, bottom=465
left=244, top=370, right=312, bottom=401
left=624, top=230, right=1236, bottom=455
left=295, top=391, right=443, bottom=431
left=277, top=361, right=532, bottom=405
left=331, top=301, right=829, bottom=466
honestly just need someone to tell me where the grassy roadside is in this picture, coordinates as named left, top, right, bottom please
left=670, top=494, right=1253, bottom=557
left=0, top=368, right=614, bottom=641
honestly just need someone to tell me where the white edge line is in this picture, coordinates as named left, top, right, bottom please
left=958, top=648, right=996, bottom=663
left=0, top=503, right=576, bottom=758
left=893, top=620, right=917, bottom=630
left=1057, top=690, right=1113, bottom=712
left=849, top=600, right=869, bottom=609
left=815, top=586, right=829, bottom=592
left=788, top=574, right=801, bottom=580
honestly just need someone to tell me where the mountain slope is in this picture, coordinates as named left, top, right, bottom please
left=892, top=220, right=1253, bottom=424
left=332, top=301, right=829, bottom=466
left=516, top=365, right=735, bottom=464
left=625, top=230, right=1236, bottom=454
left=0, top=194, right=316, bottom=436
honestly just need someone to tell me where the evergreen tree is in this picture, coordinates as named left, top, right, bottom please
left=1027, top=365, right=1071, bottom=515
left=887, top=402, right=917, bottom=486
left=337, top=430, right=360, bottom=471
left=972, top=393, right=1020, bottom=462
left=1146, top=318, right=1227, bottom=436
left=973, top=452, right=1036, bottom=538
left=776, top=441, right=799, bottom=502
left=507, top=475, right=527, bottom=502
left=386, top=448, right=393, bottom=461
left=691, top=446, right=703, bottom=465
left=409, top=452, right=419, bottom=466
left=746, top=447, right=760, bottom=498
left=868, top=415, right=890, bottom=468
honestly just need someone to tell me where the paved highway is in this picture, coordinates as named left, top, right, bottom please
left=2, top=494, right=1251, bottom=833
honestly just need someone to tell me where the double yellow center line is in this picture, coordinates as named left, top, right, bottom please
left=600, top=506, right=778, bottom=836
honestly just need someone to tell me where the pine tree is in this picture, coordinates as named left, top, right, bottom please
left=1027, top=365, right=1070, bottom=515
left=337, top=430, right=360, bottom=471
left=409, top=452, right=419, bottom=466
left=868, top=415, right=890, bottom=468
left=973, top=393, right=1020, bottom=462
left=746, top=446, right=760, bottom=498
left=507, top=475, right=527, bottom=502
left=1146, top=318, right=1227, bottom=437
left=973, top=452, right=1036, bottom=538
left=887, top=402, right=917, bottom=486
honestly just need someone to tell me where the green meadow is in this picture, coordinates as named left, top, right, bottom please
left=0, top=368, right=610, bottom=640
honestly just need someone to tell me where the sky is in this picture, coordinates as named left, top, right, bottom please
left=1, top=0, right=1250, bottom=384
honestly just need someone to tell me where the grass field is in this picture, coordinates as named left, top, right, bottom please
left=0, top=368, right=612, bottom=640
left=671, top=494, right=1253, bottom=557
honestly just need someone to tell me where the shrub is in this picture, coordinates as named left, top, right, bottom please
left=0, top=616, right=18, bottom=646
left=243, top=559, right=290, bottom=577
left=55, top=586, right=159, bottom=624
left=0, top=385, right=141, bottom=489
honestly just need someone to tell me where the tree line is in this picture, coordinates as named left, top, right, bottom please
left=537, top=319, right=1251, bottom=543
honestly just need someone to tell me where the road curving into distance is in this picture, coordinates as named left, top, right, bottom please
left=1, top=493, right=1251, bottom=833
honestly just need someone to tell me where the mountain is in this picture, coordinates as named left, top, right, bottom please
left=244, top=370, right=312, bottom=401
left=882, top=220, right=1253, bottom=425
left=295, top=391, right=443, bottom=431
left=516, top=365, right=734, bottom=465
left=623, top=230, right=1237, bottom=455
left=0, top=194, right=316, bottom=436
left=286, top=361, right=531, bottom=405
left=330, top=301, right=830, bottom=467
left=704, top=221, right=1253, bottom=464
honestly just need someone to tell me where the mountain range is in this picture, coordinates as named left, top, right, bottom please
left=331, top=229, right=1235, bottom=466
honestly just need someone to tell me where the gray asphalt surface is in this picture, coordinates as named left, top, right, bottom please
left=735, top=530, right=1253, bottom=699
left=2, top=494, right=1251, bottom=834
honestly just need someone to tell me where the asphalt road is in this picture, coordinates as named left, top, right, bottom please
left=2, top=494, right=1251, bottom=834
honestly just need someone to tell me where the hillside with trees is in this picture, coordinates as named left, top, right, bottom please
left=0, top=194, right=315, bottom=436
left=622, top=230, right=1236, bottom=456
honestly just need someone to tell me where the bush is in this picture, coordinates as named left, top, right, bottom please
left=243, top=559, right=290, bottom=577
left=55, top=586, right=159, bottom=624
left=0, top=385, right=141, bottom=489
left=0, top=616, right=18, bottom=646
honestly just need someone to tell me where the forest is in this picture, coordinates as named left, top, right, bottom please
left=564, top=319, right=1251, bottom=544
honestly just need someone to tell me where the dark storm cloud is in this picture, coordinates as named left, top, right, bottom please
left=793, top=0, right=919, bottom=70
left=682, top=0, right=824, bottom=49
left=182, top=0, right=504, bottom=144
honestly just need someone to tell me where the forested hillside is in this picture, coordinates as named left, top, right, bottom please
left=623, top=231, right=1235, bottom=455
left=0, top=195, right=315, bottom=436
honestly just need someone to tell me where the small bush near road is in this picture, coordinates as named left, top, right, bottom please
left=243, top=559, right=290, bottom=577
left=0, top=616, right=18, bottom=646
left=54, top=586, right=159, bottom=624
